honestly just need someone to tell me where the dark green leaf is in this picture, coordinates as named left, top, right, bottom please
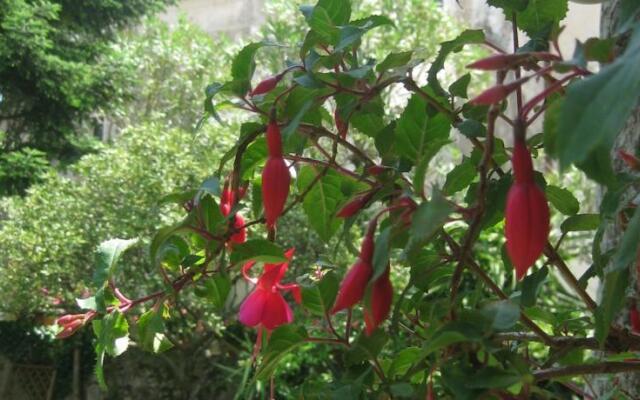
left=297, top=166, right=345, bottom=241
left=449, top=73, right=471, bottom=98
left=611, top=207, right=640, bottom=272
left=428, top=30, right=485, bottom=96
left=516, top=0, right=568, bottom=37
left=443, top=158, right=477, bottom=195
left=93, top=238, right=138, bottom=288
left=372, top=226, right=391, bottom=281
left=596, top=268, right=630, bottom=345
left=520, top=266, right=548, bottom=307
left=561, top=214, right=600, bottom=234
left=481, top=300, right=520, bottom=331
left=194, top=275, right=232, bottom=310
left=546, top=185, right=579, bottom=216
left=346, top=329, right=388, bottom=365
left=377, top=51, right=413, bottom=73
left=137, top=310, right=173, bottom=353
left=230, top=42, right=266, bottom=96
left=406, top=190, right=453, bottom=258
left=456, top=119, right=487, bottom=138
left=229, top=239, right=288, bottom=265
left=558, top=27, right=640, bottom=168
left=301, top=271, right=339, bottom=316
left=256, top=325, right=307, bottom=380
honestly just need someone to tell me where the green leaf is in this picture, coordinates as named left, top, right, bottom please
left=297, top=166, right=345, bottom=241
left=481, top=300, right=520, bottom=331
left=76, top=296, right=97, bottom=311
left=240, top=138, right=267, bottom=180
left=308, top=6, right=340, bottom=43
left=420, top=322, right=482, bottom=358
left=465, top=367, right=522, bottom=389
left=346, top=329, right=388, bottom=365
left=377, top=51, right=413, bottom=73
left=372, top=226, right=391, bottom=281
left=542, top=96, right=562, bottom=158
left=596, top=268, right=630, bottom=345
left=150, top=221, right=192, bottom=268
left=301, top=271, right=339, bottom=316
left=611, top=207, right=640, bottom=272
left=311, top=0, right=351, bottom=25
left=93, top=238, right=138, bottom=288
left=516, top=0, right=568, bottom=37
left=335, top=16, right=394, bottom=51
left=137, top=310, right=173, bottom=353
left=230, top=42, right=266, bottom=96
left=92, top=311, right=130, bottom=389
left=389, top=347, right=422, bottom=377
left=229, top=239, right=288, bottom=265
left=520, top=266, right=548, bottom=308
left=443, top=158, right=477, bottom=195
left=428, top=30, right=485, bottom=96
left=256, top=325, right=307, bottom=380
left=449, top=73, right=471, bottom=99
left=561, top=214, right=600, bottom=234
left=456, top=119, right=486, bottom=138
left=406, top=190, right=453, bottom=258
left=558, top=26, right=640, bottom=168
left=545, top=185, right=579, bottom=216
left=395, top=94, right=451, bottom=186
left=575, top=145, right=617, bottom=187
left=194, top=275, right=232, bottom=310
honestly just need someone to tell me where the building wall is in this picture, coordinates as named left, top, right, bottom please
left=160, top=0, right=265, bottom=38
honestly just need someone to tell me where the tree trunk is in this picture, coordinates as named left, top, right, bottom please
left=592, top=1, right=640, bottom=397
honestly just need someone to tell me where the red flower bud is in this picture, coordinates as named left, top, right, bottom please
left=231, top=214, right=247, bottom=244
left=334, top=109, right=348, bottom=139
left=332, top=222, right=377, bottom=313
left=467, top=52, right=559, bottom=71
left=504, top=142, right=549, bottom=280
left=363, top=267, right=393, bottom=335
left=249, top=74, right=283, bottom=97
left=336, top=191, right=374, bottom=218
left=619, top=149, right=640, bottom=171
left=262, top=156, right=291, bottom=228
left=631, top=306, right=640, bottom=334
left=470, top=84, right=515, bottom=105
left=266, top=121, right=283, bottom=158
left=367, top=165, right=387, bottom=176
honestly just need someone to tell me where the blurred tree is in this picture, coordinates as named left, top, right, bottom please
left=0, top=0, right=174, bottom=193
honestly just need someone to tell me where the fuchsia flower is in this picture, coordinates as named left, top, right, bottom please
left=332, top=220, right=394, bottom=335
left=249, top=74, right=283, bottom=97
left=238, top=248, right=301, bottom=330
left=262, top=121, right=291, bottom=228
left=504, top=140, right=550, bottom=280
left=467, top=52, right=559, bottom=71
left=336, top=191, right=375, bottom=218
left=331, top=222, right=376, bottom=313
left=55, top=311, right=95, bottom=339
left=363, top=267, right=393, bottom=336
left=631, top=305, right=640, bottom=334
left=220, top=188, right=246, bottom=245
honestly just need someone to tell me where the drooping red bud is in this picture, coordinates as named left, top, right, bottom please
left=511, top=140, right=534, bottom=183
left=266, top=121, right=283, bottom=158
left=367, top=165, right=387, bottom=176
left=334, top=109, right=348, bottom=139
left=250, top=74, right=283, bottom=97
left=467, top=52, right=560, bottom=71
left=363, top=267, right=393, bottom=335
left=230, top=214, right=247, bottom=244
left=619, top=150, right=640, bottom=171
left=470, top=76, right=532, bottom=106
left=631, top=305, right=640, bottom=334
left=467, top=54, right=528, bottom=70
left=262, top=156, right=291, bottom=228
left=504, top=142, right=549, bottom=280
left=337, top=191, right=374, bottom=218
left=332, top=221, right=377, bottom=313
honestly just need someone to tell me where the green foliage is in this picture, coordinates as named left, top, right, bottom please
left=0, top=0, right=173, bottom=155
